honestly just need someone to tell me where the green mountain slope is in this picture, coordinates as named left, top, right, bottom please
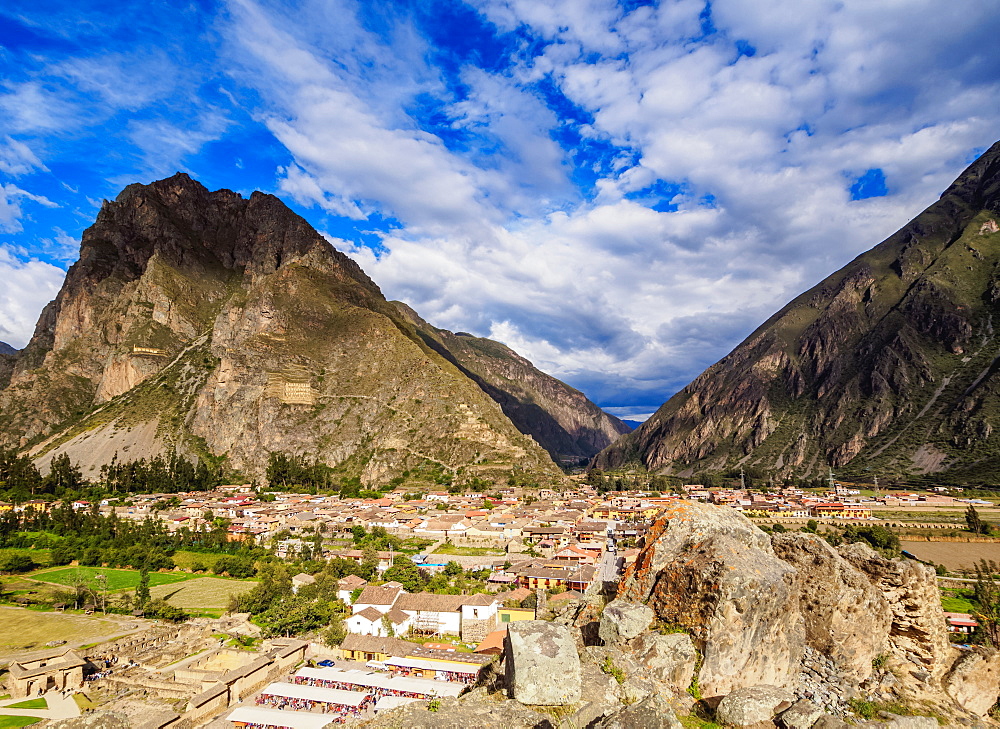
left=595, top=140, right=1000, bottom=484
left=0, top=174, right=616, bottom=485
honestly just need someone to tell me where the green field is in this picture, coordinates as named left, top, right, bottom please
left=148, top=577, right=256, bottom=611
left=4, top=699, right=46, bottom=710
left=30, top=567, right=196, bottom=591
left=0, top=717, right=42, bottom=728
left=432, top=544, right=505, bottom=557
left=171, top=551, right=226, bottom=571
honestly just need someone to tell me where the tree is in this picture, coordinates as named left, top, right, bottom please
left=135, top=568, right=151, bottom=609
left=966, top=506, right=991, bottom=535
left=323, top=615, right=347, bottom=647
left=972, top=559, right=1000, bottom=646
left=443, top=561, right=463, bottom=577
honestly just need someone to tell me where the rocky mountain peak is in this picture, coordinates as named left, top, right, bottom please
left=595, top=139, right=1000, bottom=482
left=79, top=173, right=379, bottom=294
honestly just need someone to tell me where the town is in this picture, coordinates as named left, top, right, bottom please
left=2, top=471, right=998, bottom=727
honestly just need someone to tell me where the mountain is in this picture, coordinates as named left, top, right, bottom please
left=0, top=173, right=622, bottom=484
left=391, top=302, right=630, bottom=465
left=0, top=343, right=17, bottom=391
left=595, top=141, right=1000, bottom=483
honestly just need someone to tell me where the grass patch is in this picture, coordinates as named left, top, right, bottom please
left=5, top=699, right=45, bottom=710
left=72, top=694, right=96, bottom=711
left=678, top=717, right=721, bottom=729
left=432, top=544, right=505, bottom=557
left=30, top=567, right=195, bottom=591
left=0, top=606, right=126, bottom=658
left=147, top=577, right=256, bottom=610
left=941, top=591, right=978, bottom=613
left=0, top=718, right=42, bottom=728
left=171, top=551, right=226, bottom=571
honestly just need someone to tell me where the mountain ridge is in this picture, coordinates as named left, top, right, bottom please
left=595, top=140, right=1000, bottom=483
left=1, top=173, right=623, bottom=484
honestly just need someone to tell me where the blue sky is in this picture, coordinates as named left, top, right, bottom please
left=2, top=0, right=1000, bottom=421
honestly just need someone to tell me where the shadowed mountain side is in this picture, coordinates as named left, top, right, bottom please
left=595, top=140, right=1000, bottom=483
left=391, top=302, right=630, bottom=464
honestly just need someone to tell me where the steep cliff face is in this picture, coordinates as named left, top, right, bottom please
left=596, top=140, right=1000, bottom=481
left=0, top=173, right=580, bottom=484
left=391, top=303, right=629, bottom=464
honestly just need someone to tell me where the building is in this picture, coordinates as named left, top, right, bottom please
left=5, top=647, right=87, bottom=698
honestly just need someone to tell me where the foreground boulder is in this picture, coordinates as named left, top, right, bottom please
left=505, top=620, right=582, bottom=705
left=599, top=599, right=655, bottom=645
left=837, top=542, right=955, bottom=682
left=360, top=696, right=555, bottom=728
left=944, top=645, right=1000, bottom=716
left=776, top=699, right=825, bottom=729
left=618, top=501, right=804, bottom=696
left=771, top=533, right=891, bottom=682
left=593, top=693, right=683, bottom=728
left=629, top=632, right=697, bottom=690
left=715, top=685, right=796, bottom=727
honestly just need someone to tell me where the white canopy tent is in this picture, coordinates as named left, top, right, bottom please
left=228, top=706, right=333, bottom=728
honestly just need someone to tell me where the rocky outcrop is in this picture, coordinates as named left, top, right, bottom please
left=594, top=139, right=1000, bottom=481
left=771, top=533, right=890, bottom=682
left=363, top=695, right=556, bottom=728
left=837, top=542, right=955, bottom=682
left=504, top=621, right=582, bottom=705
left=776, top=699, right=826, bottom=729
left=618, top=501, right=804, bottom=697
left=944, top=646, right=1000, bottom=716
left=598, top=599, right=654, bottom=645
left=0, top=174, right=612, bottom=486
left=593, top=693, right=683, bottom=728
left=629, top=632, right=697, bottom=690
left=715, top=685, right=796, bottom=728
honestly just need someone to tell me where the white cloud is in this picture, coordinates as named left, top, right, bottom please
left=0, top=183, right=58, bottom=234
left=0, top=137, right=47, bottom=176
left=0, top=246, right=63, bottom=348
left=228, top=0, right=1000, bottom=409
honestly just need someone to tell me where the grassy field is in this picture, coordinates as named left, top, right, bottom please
left=901, top=541, right=1000, bottom=571
left=0, top=717, right=41, bottom=728
left=4, top=699, right=45, bottom=710
left=941, top=589, right=978, bottom=613
left=148, top=577, right=256, bottom=611
left=171, top=551, right=226, bottom=571
left=30, top=567, right=196, bottom=591
left=432, top=544, right=505, bottom=557
left=0, top=606, right=135, bottom=658
left=0, top=548, right=50, bottom=569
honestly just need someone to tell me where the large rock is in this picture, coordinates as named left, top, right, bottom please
left=618, top=502, right=804, bottom=696
left=715, top=685, right=796, bottom=727
left=366, top=695, right=555, bottom=728
left=629, top=632, right=698, bottom=690
left=838, top=542, right=956, bottom=681
left=772, top=533, right=891, bottom=681
left=599, top=599, right=655, bottom=645
left=504, top=620, right=582, bottom=705
left=593, top=692, right=683, bottom=728
left=944, top=646, right=1000, bottom=716
left=776, top=699, right=825, bottom=729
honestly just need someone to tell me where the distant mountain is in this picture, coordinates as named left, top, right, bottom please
left=621, top=420, right=643, bottom=431
left=0, top=174, right=621, bottom=483
left=0, top=341, right=16, bottom=355
left=595, top=140, right=1000, bottom=484
left=391, top=302, right=629, bottom=465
